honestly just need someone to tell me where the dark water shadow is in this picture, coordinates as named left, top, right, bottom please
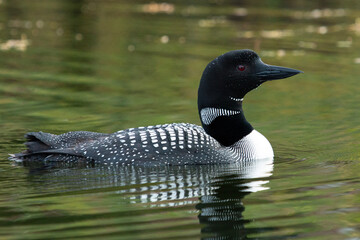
left=18, top=158, right=274, bottom=239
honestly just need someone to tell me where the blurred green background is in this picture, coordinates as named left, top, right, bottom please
left=0, top=0, right=360, bottom=239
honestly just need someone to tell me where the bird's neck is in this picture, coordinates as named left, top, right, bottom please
left=198, top=100, right=253, bottom=146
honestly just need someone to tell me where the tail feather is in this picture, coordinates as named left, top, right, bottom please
left=24, top=132, right=55, bottom=153
left=11, top=131, right=108, bottom=162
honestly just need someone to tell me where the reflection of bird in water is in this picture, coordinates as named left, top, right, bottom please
left=12, top=50, right=301, bottom=165
left=197, top=175, right=252, bottom=240
left=23, top=157, right=273, bottom=239
left=196, top=158, right=273, bottom=239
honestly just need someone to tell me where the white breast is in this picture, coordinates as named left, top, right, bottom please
left=230, top=130, right=274, bottom=160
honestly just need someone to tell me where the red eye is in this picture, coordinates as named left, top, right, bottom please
left=237, top=65, right=246, bottom=71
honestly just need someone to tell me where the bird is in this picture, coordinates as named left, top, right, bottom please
left=11, top=49, right=302, bottom=166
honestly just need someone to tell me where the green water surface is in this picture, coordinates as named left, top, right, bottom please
left=0, top=0, right=360, bottom=239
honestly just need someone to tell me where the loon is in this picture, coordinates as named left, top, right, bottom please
left=11, top=50, right=301, bottom=165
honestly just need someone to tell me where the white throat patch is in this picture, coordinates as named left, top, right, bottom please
left=200, top=107, right=241, bottom=125
left=229, top=96, right=244, bottom=102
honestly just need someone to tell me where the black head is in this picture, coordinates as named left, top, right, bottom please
left=198, top=49, right=302, bottom=106
left=197, top=49, right=302, bottom=146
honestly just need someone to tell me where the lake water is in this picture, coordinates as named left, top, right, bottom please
left=1, top=1, right=360, bottom=239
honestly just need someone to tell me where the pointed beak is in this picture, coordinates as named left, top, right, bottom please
left=256, top=64, right=303, bottom=82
